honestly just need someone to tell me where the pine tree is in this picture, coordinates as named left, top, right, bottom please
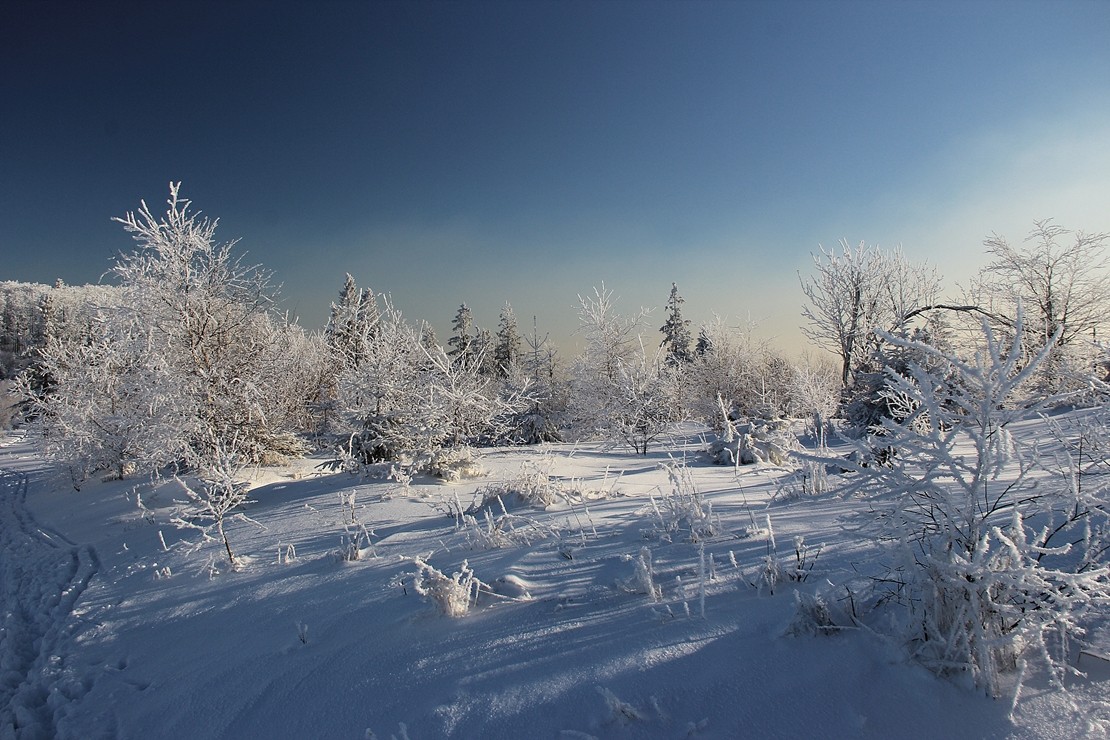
left=325, top=274, right=376, bottom=369
left=494, top=302, right=521, bottom=377
left=447, top=303, right=475, bottom=369
left=357, top=286, right=380, bottom=339
left=659, top=282, right=693, bottom=365
left=694, top=326, right=712, bottom=357
left=419, top=321, right=439, bottom=352
left=524, top=315, right=554, bottom=383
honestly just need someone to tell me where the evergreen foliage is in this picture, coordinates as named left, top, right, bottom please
left=659, top=282, right=693, bottom=365
left=448, top=303, right=475, bottom=369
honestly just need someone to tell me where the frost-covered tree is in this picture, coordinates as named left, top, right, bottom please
left=787, top=353, right=840, bottom=447
left=419, top=322, right=439, bottom=353
left=606, top=344, right=679, bottom=455
left=109, top=182, right=307, bottom=472
left=505, top=315, right=566, bottom=443
left=801, top=242, right=941, bottom=387
left=825, top=313, right=1110, bottom=696
left=980, top=220, right=1110, bottom=349
left=694, top=326, right=712, bottom=357
left=970, top=220, right=1110, bottom=393
left=171, top=438, right=258, bottom=567
left=574, top=284, right=647, bottom=383
left=659, top=282, right=693, bottom=366
left=493, top=302, right=521, bottom=377
left=571, top=284, right=649, bottom=436
left=325, top=273, right=378, bottom=370
left=686, top=315, right=788, bottom=426
left=447, top=303, right=475, bottom=370
left=15, top=311, right=181, bottom=486
left=335, top=296, right=428, bottom=462
left=334, top=296, right=534, bottom=469
left=0, top=281, right=125, bottom=355
left=419, top=341, right=532, bottom=449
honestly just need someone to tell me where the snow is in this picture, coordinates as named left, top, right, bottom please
left=2, top=423, right=1109, bottom=739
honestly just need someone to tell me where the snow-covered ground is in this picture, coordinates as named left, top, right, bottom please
left=2, top=421, right=1109, bottom=739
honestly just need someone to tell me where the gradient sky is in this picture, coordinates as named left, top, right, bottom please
left=3, top=0, right=1110, bottom=355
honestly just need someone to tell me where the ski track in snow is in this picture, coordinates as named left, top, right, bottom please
left=0, top=465, right=101, bottom=739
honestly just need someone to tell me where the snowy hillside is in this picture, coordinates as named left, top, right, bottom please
left=2, top=420, right=1108, bottom=739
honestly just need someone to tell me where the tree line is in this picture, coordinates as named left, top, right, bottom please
left=5, top=184, right=1108, bottom=488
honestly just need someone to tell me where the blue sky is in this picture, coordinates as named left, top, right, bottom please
left=3, top=0, right=1109, bottom=354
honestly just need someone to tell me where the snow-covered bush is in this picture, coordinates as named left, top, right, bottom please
left=453, top=495, right=559, bottom=550
left=412, top=558, right=487, bottom=617
left=469, top=458, right=566, bottom=508
left=787, top=353, right=840, bottom=447
left=707, top=417, right=800, bottom=467
left=774, top=458, right=833, bottom=500
left=752, top=516, right=818, bottom=595
left=334, top=489, right=375, bottom=562
left=828, top=314, right=1110, bottom=695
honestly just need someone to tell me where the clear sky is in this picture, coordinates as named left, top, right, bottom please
left=3, top=0, right=1110, bottom=355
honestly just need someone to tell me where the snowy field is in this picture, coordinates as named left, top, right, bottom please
left=2, top=419, right=1109, bottom=740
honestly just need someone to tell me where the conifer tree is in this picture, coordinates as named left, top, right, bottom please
left=447, top=303, right=475, bottom=369
left=419, top=322, right=439, bottom=352
left=694, top=326, right=712, bottom=357
left=494, top=302, right=521, bottom=377
left=357, top=286, right=380, bottom=338
left=659, top=282, right=693, bottom=365
left=325, top=274, right=378, bottom=369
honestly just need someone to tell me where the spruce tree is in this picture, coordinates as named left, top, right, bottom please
left=659, top=282, right=693, bottom=365
left=694, top=325, right=712, bottom=357
left=326, top=274, right=374, bottom=368
left=357, top=286, right=380, bottom=339
left=447, top=303, right=475, bottom=368
left=419, top=322, right=439, bottom=352
left=494, top=302, right=521, bottom=377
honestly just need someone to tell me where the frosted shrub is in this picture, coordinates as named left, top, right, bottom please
left=413, top=445, right=485, bottom=482
left=412, top=558, right=487, bottom=617
left=170, top=438, right=260, bottom=567
left=504, top=457, right=564, bottom=506
left=707, top=416, right=801, bottom=467
left=469, top=459, right=562, bottom=509
left=827, top=313, right=1110, bottom=695
left=470, top=457, right=615, bottom=511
